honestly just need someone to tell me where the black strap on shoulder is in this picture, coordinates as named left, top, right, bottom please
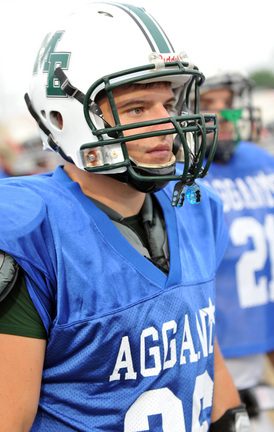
left=0, top=251, right=20, bottom=302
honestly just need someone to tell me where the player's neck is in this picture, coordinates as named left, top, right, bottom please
left=63, top=162, right=146, bottom=217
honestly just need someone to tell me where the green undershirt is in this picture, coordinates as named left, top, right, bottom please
left=0, top=269, right=47, bottom=339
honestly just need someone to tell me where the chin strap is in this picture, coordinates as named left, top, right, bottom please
left=54, top=67, right=85, bottom=104
left=54, top=67, right=118, bottom=138
left=171, top=142, right=203, bottom=207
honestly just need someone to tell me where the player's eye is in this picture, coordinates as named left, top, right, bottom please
left=164, top=104, right=174, bottom=114
left=131, top=107, right=144, bottom=115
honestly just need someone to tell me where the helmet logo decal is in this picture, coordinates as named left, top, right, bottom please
left=33, top=31, right=70, bottom=98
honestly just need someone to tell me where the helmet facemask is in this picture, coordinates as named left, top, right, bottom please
left=76, top=60, right=219, bottom=201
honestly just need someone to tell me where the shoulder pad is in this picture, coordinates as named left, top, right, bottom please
left=0, top=251, right=20, bottom=301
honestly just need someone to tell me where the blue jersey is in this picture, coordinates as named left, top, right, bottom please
left=203, top=142, right=274, bottom=358
left=0, top=166, right=227, bottom=432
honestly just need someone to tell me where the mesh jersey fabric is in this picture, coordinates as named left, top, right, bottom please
left=0, top=165, right=228, bottom=431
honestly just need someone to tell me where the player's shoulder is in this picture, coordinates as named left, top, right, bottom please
left=0, top=173, right=52, bottom=237
left=0, top=173, right=49, bottom=208
left=0, top=170, right=61, bottom=204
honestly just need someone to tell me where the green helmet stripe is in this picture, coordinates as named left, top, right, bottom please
left=114, top=3, right=173, bottom=53
left=127, top=4, right=172, bottom=52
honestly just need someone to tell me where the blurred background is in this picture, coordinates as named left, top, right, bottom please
left=0, top=0, right=273, bottom=174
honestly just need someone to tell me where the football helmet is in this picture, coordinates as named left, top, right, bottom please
left=25, top=2, right=218, bottom=205
left=200, top=69, right=262, bottom=163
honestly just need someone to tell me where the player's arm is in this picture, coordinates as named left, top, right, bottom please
left=211, top=338, right=241, bottom=421
left=0, top=334, right=46, bottom=432
left=209, top=338, right=250, bottom=431
left=0, top=251, right=47, bottom=431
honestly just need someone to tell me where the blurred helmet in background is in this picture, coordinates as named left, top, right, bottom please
left=200, top=69, right=262, bottom=163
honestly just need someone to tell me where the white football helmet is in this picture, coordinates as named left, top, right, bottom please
left=25, top=2, right=218, bottom=204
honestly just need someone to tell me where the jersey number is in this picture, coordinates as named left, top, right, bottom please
left=124, top=371, right=213, bottom=431
left=230, top=214, right=274, bottom=307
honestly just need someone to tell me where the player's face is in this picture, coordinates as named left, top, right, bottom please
left=200, top=88, right=234, bottom=140
left=98, top=83, right=175, bottom=165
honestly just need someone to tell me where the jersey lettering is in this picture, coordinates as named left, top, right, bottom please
left=109, top=336, right=137, bottom=381
left=180, top=314, right=198, bottom=364
left=163, top=320, right=177, bottom=370
left=109, top=298, right=215, bottom=382
left=203, top=172, right=274, bottom=212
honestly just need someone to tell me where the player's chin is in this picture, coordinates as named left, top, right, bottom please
left=145, top=150, right=172, bottom=164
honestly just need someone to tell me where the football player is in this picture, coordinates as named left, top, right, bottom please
left=200, top=69, right=274, bottom=431
left=0, top=3, right=248, bottom=431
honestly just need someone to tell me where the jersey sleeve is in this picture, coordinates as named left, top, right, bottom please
left=0, top=183, right=57, bottom=333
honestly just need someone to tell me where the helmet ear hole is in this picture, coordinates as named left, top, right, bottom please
left=50, top=111, right=63, bottom=130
